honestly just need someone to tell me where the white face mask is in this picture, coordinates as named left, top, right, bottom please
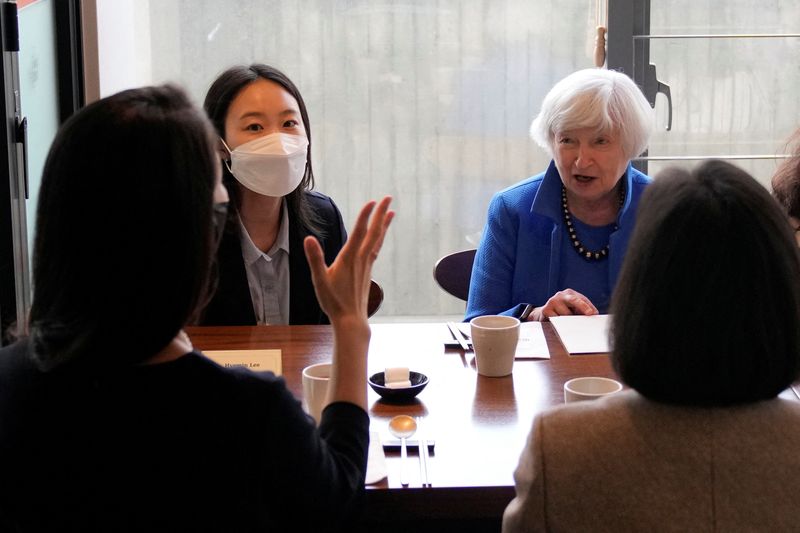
left=221, top=133, right=308, bottom=197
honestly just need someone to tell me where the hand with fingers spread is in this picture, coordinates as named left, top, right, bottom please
left=303, top=196, right=394, bottom=411
left=529, top=288, right=598, bottom=322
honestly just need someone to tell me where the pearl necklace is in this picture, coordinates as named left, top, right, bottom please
left=562, top=185, right=625, bottom=262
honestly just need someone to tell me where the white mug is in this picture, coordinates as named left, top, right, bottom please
left=470, top=315, right=520, bottom=377
left=302, top=362, right=332, bottom=424
left=564, top=376, right=623, bottom=403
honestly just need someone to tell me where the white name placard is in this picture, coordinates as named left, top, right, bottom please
left=202, top=350, right=282, bottom=375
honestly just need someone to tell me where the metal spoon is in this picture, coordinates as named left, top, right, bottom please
left=388, top=415, right=417, bottom=487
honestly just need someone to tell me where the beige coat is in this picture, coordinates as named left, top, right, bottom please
left=502, top=390, right=800, bottom=532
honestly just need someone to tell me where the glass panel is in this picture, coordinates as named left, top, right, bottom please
left=651, top=1, right=800, bottom=34
left=643, top=1, right=800, bottom=190
left=19, top=0, right=60, bottom=254
left=649, top=34, right=800, bottom=187
left=643, top=35, right=800, bottom=189
left=98, top=0, right=599, bottom=317
left=647, top=159, right=784, bottom=190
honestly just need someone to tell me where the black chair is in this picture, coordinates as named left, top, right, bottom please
left=432, top=249, right=477, bottom=302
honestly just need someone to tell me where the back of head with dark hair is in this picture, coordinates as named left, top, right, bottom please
left=29, top=84, right=218, bottom=371
left=772, top=128, right=800, bottom=220
left=202, top=63, right=321, bottom=235
left=610, top=159, right=800, bottom=406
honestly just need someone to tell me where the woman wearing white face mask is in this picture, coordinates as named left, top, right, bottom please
left=201, top=64, right=347, bottom=325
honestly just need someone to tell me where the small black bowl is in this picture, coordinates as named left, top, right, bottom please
left=369, top=371, right=429, bottom=403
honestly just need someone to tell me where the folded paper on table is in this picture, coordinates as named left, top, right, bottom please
left=365, top=430, right=388, bottom=485
left=550, top=314, right=611, bottom=354
left=457, top=321, right=548, bottom=359
left=514, top=321, right=550, bottom=359
left=202, top=349, right=282, bottom=374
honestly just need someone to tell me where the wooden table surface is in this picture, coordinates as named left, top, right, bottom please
left=185, top=322, right=617, bottom=531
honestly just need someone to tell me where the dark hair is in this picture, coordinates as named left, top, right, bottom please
left=772, top=128, right=800, bottom=220
left=28, top=85, right=219, bottom=371
left=203, top=63, right=321, bottom=234
left=610, top=160, right=800, bottom=406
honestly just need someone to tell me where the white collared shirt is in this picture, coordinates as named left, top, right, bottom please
left=238, top=202, right=290, bottom=325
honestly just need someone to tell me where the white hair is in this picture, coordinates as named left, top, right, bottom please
left=530, top=68, right=654, bottom=160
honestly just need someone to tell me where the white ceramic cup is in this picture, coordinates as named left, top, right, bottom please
left=469, top=315, right=520, bottom=377
left=564, top=376, right=623, bottom=403
left=302, top=362, right=332, bottom=424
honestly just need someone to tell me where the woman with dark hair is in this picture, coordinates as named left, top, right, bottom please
left=201, top=63, right=346, bottom=325
left=772, top=128, right=800, bottom=244
left=0, top=85, right=394, bottom=531
left=503, top=160, right=800, bottom=532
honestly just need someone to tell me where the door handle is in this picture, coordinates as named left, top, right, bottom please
left=656, top=79, right=672, bottom=131
left=645, top=63, right=672, bottom=131
left=16, top=116, right=28, bottom=199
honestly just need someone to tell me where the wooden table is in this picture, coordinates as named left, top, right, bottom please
left=185, top=322, right=616, bottom=532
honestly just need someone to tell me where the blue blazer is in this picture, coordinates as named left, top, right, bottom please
left=200, top=191, right=346, bottom=326
left=465, top=161, right=650, bottom=320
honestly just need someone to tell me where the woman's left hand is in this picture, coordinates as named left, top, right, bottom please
left=529, top=288, right=598, bottom=321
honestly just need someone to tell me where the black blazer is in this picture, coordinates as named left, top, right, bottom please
left=200, top=191, right=346, bottom=325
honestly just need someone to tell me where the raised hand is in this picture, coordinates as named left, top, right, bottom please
left=303, top=196, right=394, bottom=412
left=303, top=196, right=394, bottom=324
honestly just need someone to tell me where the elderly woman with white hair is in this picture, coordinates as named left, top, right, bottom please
left=466, top=68, right=654, bottom=321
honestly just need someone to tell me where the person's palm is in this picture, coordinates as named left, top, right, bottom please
left=304, top=197, right=394, bottom=322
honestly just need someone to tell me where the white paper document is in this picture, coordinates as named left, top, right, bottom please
left=514, top=321, right=550, bottom=359
left=550, top=314, right=611, bottom=354
left=457, top=321, right=549, bottom=359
